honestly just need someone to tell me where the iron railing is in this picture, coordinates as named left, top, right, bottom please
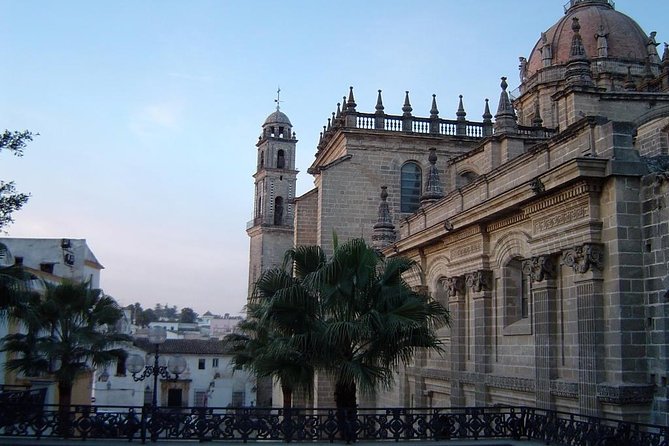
left=0, top=404, right=666, bottom=444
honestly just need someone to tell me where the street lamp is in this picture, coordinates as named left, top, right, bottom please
left=126, top=326, right=187, bottom=408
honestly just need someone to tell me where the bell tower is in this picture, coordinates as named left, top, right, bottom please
left=246, top=93, right=298, bottom=301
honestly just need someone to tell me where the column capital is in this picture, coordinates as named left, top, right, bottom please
left=465, top=269, right=492, bottom=292
left=442, top=275, right=465, bottom=297
left=522, top=255, right=557, bottom=282
left=562, top=243, right=604, bottom=274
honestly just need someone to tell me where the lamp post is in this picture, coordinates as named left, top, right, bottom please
left=126, top=326, right=187, bottom=441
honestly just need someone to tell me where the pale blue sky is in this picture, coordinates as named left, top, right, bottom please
left=1, top=1, right=667, bottom=315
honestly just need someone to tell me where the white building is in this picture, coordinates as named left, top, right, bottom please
left=93, top=338, right=256, bottom=408
left=0, top=237, right=103, bottom=288
left=0, top=238, right=104, bottom=405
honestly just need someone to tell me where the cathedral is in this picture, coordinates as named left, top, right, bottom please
left=247, top=0, right=669, bottom=425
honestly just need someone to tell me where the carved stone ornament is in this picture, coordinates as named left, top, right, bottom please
left=521, top=255, right=556, bottom=282
left=596, top=384, right=654, bottom=405
left=465, top=270, right=492, bottom=292
left=561, top=243, right=604, bottom=274
left=443, top=276, right=465, bottom=297
left=530, top=178, right=545, bottom=195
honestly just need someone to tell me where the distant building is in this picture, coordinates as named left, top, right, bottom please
left=0, top=237, right=103, bottom=287
left=92, top=338, right=256, bottom=408
left=209, top=313, right=243, bottom=339
left=0, top=238, right=104, bottom=405
left=247, top=0, right=669, bottom=425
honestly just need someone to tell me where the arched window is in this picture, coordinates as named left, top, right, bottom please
left=277, top=150, right=285, bottom=169
left=400, top=162, right=422, bottom=213
left=259, top=151, right=264, bottom=169
left=274, top=196, right=284, bottom=225
left=504, top=258, right=530, bottom=326
left=456, top=170, right=478, bottom=188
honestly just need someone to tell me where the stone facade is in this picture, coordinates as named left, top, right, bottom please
left=247, top=0, right=669, bottom=424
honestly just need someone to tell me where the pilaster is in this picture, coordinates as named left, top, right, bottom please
left=465, top=269, right=493, bottom=406
left=563, top=243, right=605, bottom=416
left=523, top=255, right=558, bottom=410
left=446, top=275, right=466, bottom=406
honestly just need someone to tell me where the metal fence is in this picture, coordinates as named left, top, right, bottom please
left=0, top=404, right=666, bottom=444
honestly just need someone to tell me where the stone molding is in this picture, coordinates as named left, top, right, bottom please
left=524, top=181, right=599, bottom=215
left=550, top=380, right=579, bottom=399
left=465, top=270, right=492, bottom=292
left=444, top=225, right=481, bottom=244
left=596, top=384, right=655, bottom=405
left=562, top=243, right=604, bottom=273
left=522, top=255, right=556, bottom=282
left=486, top=374, right=535, bottom=393
left=487, top=213, right=527, bottom=232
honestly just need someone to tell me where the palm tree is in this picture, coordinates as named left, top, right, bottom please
left=307, top=238, right=450, bottom=410
left=231, top=239, right=448, bottom=414
left=226, top=245, right=326, bottom=409
left=1, top=280, right=131, bottom=434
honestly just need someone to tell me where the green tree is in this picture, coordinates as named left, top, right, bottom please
left=140, top=308, right=158, bottom=326
left=233, top=239, right=449, bottom=412
left=226, top=246, right=325, bottom=409
left=179, top=307, right=198, bottom=323
left=0, top=130, right=34, bottom=230
left=308, top=238, right=449, bottom=410
left=1, top=281, right=131, bottom=434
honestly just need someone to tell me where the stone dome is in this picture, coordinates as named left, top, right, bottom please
left=263, top=110, right=292, bottom=127
left=526, top=0, right=650, bottom=79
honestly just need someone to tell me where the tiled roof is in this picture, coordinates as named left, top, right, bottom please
left=133, top=338, right=230, bottom=355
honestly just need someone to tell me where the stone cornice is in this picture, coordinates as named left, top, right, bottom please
left=389, top=158, right=607, bottom=256
left=523, top=181, right=599, bottom=215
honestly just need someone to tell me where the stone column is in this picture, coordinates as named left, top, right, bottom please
left=523, top=255, right=558, bottom=410
left=466, top=270, right=493, bottom=406
left=445, top=276, right=466, bottom=406
left=563, top=244, right=604, bottom=416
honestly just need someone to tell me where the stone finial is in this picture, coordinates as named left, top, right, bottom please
left=532, top=99, right=543, bottom=127
left=346, top=86, right=357, bottom=111
left=402, top=91, right=413, bottom=116
left=429, top=94, right=440, bottom=134
left=482, top=98, right=492, bottom=122
left=342, top=96, right=348, bottom=113
left=456, top=95, right=466, bottom=121
left=494, top=77, right=518, bottom=134
left=430, top=94, right=439, bottom=119
left=570, top=18, right=586, bottom=59
left=375, top=90, right=384, bottom=114
left=420, top=148, right=444, bottom=206
left=624, top=66, right=637, bottom=91
left=327, top=117, right=332, bottom=131
left=372, top=186, right=396, bottom=251
left=482, top=98, right=493, bottom=136
left=336, top=102, right=341, bottom=119
left=565, top=17, right=594, bottom=87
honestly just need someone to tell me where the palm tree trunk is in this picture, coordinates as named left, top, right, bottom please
left=334, top=380, right=357, bottom=443
left=57, top=380, right=73, bottom=438
left=281, top=383, right=293, bottom=410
